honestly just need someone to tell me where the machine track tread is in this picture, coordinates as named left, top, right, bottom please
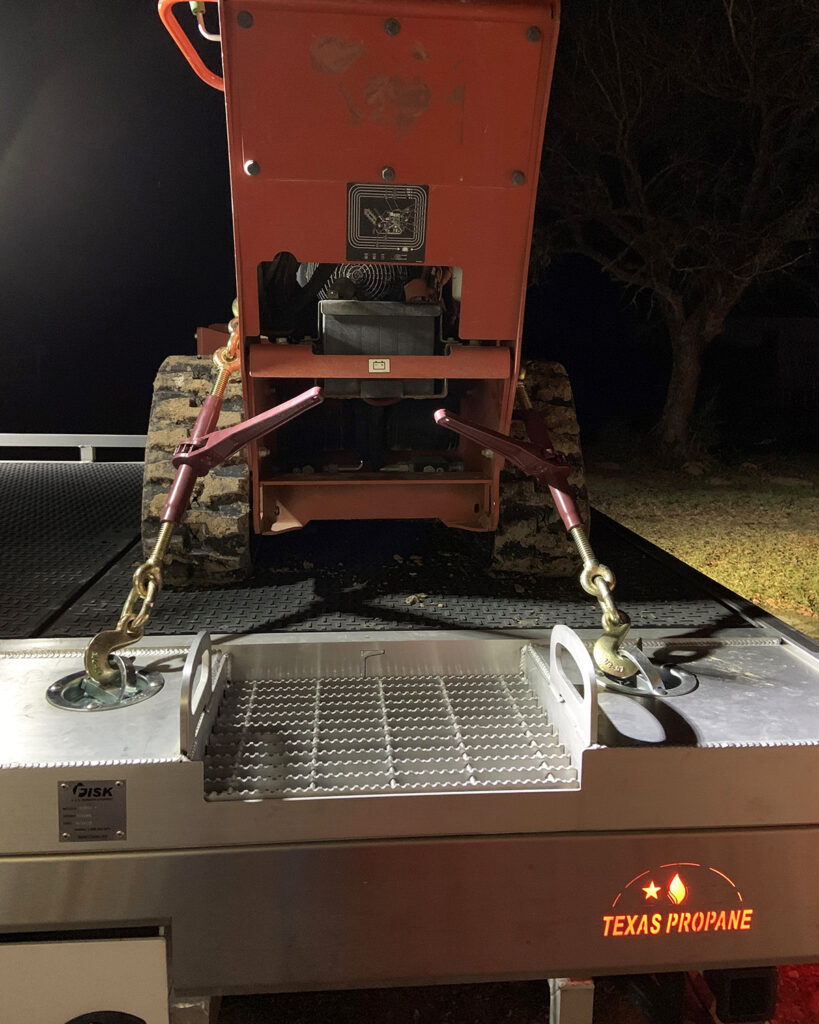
left=142, top=355, right=251, bottom=587
left=493, top=361, right=589, bottom=576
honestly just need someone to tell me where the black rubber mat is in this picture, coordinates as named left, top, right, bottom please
left=43, top=510, right=747, bottom=638
left=0, top=462, right=142, bottom=638
left=0, top=461, right=749, bottom=640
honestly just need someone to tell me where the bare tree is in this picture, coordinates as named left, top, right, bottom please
left=537, top=0, right=819, bottom=456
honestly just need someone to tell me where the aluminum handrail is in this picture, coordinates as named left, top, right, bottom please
left=0, top=434, right=147, bottom=462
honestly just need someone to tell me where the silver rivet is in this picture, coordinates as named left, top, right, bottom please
left=115, top=830, right=125, bottom=838
left=115, top=780, right=123, bottom=788
left=526, top=26, right=542, bottom=42
left=60, top=832, right=71, bottom=840
left=385, top=18, right=401, bottom=36
left=244, top=160, right=260, bottom=176
left=237, top=11, right=253, bottom=28
left=381, top=166, right=396, bottom=183
left=511, top=170, right=526, bottom=186
left=60, top=783, right=68, bottom=790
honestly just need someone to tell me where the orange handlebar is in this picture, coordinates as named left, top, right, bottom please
left=158, top=0, right=225, bottom=92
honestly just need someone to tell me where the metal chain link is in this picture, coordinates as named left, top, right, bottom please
left=213, top=317, right=241, bottom=381
left=83, top=311, right=242, bottom=687
left=569, top=523, right=636, bottom=677
left=516, top=372, right=637, bottom=680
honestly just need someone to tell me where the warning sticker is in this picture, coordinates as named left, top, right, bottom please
left=347, top=183, right=428, bottom=263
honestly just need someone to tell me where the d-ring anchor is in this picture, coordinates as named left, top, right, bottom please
left=599, top=644, right=698, bottom=698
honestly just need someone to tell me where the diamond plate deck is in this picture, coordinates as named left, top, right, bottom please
left=0, top=462, right=142, bottom=638
left=44, top=514, right=748, bottom=637
left=0, top=461, right=755, bottom=638
left=205, top=671, right=577, bottom=799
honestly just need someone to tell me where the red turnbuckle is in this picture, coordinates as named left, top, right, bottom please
left=433, top=408, right=583, bottom=532
left=162, top=386, right=323, bottom=524
left=436, top=405, right=639, bottom=680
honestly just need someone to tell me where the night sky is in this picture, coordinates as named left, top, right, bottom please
left=2, top=3, right=812, bottom=450
left=1, top=2, right=637, bottom=441
left=1, top=2, right=234, bottom=435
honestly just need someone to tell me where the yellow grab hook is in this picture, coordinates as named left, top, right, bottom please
left=592, top=616, right=637, bottom=679
left=84, top=624, right=143, bottom=689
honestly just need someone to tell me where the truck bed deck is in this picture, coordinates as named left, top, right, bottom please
left=0, top=460, right=782, bottom=642
left=1, top=460, right=817, bottom=1011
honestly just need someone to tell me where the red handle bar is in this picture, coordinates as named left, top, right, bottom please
left=158, top=0, right=225, bottom=92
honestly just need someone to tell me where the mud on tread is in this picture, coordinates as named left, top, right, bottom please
left=493, top=361, right=589, bottom=576
left=142, top=354, right=251, bottom=587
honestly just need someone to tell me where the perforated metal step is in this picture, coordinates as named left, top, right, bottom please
left=204, top=672, right=577, bottom=799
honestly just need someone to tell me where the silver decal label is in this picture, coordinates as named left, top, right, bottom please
left=58, top=780, right=127, bottom=842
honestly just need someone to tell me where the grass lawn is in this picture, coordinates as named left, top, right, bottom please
left=586, top=454, right=819, bottom=641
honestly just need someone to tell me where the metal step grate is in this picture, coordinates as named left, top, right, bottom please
left=204, top=673, right=578, bottom=799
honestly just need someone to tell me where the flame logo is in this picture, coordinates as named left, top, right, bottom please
left=668, top=873, right=688, bottom=905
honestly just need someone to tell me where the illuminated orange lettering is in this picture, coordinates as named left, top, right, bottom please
left=605, top=865, right=753, bottom=940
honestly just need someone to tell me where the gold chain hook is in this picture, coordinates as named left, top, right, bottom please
left=516, top=370, right=637, bottom=680
left=84, top=313, right=243, bottom=687
left=570, top=522, right=636, bottom=678
left=83, top=523, right=174, bottom=687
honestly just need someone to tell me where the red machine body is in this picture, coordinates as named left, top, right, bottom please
left=163, top=0, right=560, bottom=536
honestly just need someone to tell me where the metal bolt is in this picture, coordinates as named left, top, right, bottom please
left=526, top=25, right=542, bottom=42
left=115, top=780, right=123, bottom=788
left=237, top=11, right=253, bottom=28
left=511, top=170, right=526, bottom=186
left=481, top=449, right=494, bottom=459
left=115, top=830, right=125, bottom=838
left=60, top=832, right=71, bottom=840
left=244, top=159, right=260, bottom=176
left=60, top=782, right=68, bottom=790
left=385, top=17, right=401, bottom=36
left=381, top=166, right=396, bottom=183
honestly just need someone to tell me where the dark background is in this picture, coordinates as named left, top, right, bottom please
left=0, top=2, right=644, bottom=440
left=1, top=2, right=234, bottom=435
left=2, top=2, right=815, bottom=451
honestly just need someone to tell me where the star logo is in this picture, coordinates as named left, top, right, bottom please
left=642, top=880, right=661, bottom=900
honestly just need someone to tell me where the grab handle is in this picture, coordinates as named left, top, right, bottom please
left=158, top=0, right=225, bottom=92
